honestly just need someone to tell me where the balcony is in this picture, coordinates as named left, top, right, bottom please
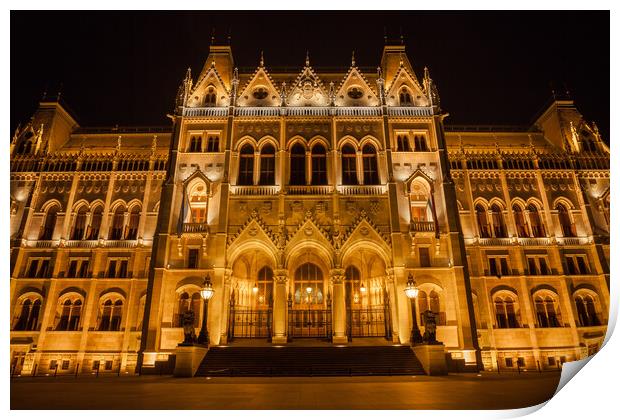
left=286, top=185, right=333, bottom=195
left=410, top=221, right=435, bottom=232
left=387, top=107, right=433, bottom=117
left=230, top=185, right=279, bottom=196
left=183, top=222, right=209, bottom=234
left=477, top=237, right=512, bottom=247
left=518, top=237, right=550, bottom=246
left=181, top=107, right=228, bottom=117
left=338, top=185, right=386, bottom=195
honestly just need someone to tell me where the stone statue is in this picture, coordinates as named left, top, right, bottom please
left=422, top=310, right=441, bottom=344
left=182, top=310, right=196, bottom=345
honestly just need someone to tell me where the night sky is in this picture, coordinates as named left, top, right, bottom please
left=11, top=11, right=610, bottom=141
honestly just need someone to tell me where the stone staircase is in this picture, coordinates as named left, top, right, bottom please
left=195, top=345, right=426, bottom=376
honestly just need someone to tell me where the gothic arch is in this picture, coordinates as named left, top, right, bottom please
left=308, top=135, right=330, bottom=150
left=257, top=135, right=279, bottom=151
left=234, top=136, right=259, bottom=152
left=358, top=135, right=383, bottom=152
left=553, top=196, right=576, bottom=211
left=226, top=239, right=279, bottom=271
left=99, top=287, right=128, bottom=300
left=39, top=199, right=62, bottom=213
left=287, top=135, right=308, bottom=151
left=336, top=135, right=359, bottom=151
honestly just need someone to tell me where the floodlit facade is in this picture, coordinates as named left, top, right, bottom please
left=10, top=41, right=610, bottom=376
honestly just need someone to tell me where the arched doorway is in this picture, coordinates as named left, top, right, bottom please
left=288, top=261, right=332, bottom=339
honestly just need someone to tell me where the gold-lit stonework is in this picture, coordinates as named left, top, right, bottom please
left=10, top=41, right=609, bottom=376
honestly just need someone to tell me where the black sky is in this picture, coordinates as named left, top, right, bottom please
left=11, top=11, right=610, bottom=140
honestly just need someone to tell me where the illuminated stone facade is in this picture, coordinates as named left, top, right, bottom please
left=10, top=42, right=610, bottom=376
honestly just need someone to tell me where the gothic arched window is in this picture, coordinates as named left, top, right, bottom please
left=289, top=143, right=306, bottom=185
left=528, top=204, right=545, bottom=237
left=513, top=204, right=529, bottom=237
left=494, top=294, right=519, bottom=328
left=39, top=205, right=59, bottom=240
left=556, top=203, right=576, bottom=237
left=237, top=144, right=255, bottom=186
left=256, top=266, right=274, bottom=306
left=98, top=298, right=124, bottom=331
left=294, top=263, right=324, bottom=305
left=126, top=206, right=140, bottom=240
left=490, top=204, right=506, bottom=238
left=341, top=144, right=357, bottom=185
left=57, top=297, right=82, bottom=331
left=259, top=144, right=276, bottom=185
left=71, top=205, right=88, bottom=240
left=362, top=144, right=379, bottom=185
left=399, top=88, right=413, bottom=106
left=110, top=206, right=125, bottom=240
left=575, top=293, right=601, bottom=327
left=414, top=135, right=428, bottom=152
left=397, top=135, right=411, bottom=152
left=476, top=204, right=490, bottom=238
left=311, top=144, right=327, bottom=185
left=205, top=86, right=217, bottom=106
left=13, top=297, right=42, bottom=331
left=189, top=136, right=202, bottom=153
left=345, top=265, right=362, bottom=305
left=534, top=293, right=561, bottom=328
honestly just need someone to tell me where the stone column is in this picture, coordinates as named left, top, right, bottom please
left=330, top=268, right=347, bottom=344
left=272, top=269, right=288, bottom=344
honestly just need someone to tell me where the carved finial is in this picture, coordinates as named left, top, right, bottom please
left=152, top=135, right=158, bottom=153
left=210, top=28, right=215, bottom=45
left=329, top=82, right=335, bottom=106
left=351, top=50, right=356, bottom=67
left=260, top=50, right=264, bottom=67
left=399, top=53, right=404, bottom=67
left=424, top=66, right=430, bottom=81
left=233, top=67, right=239, bottom=82
left=305, top=50, right=310, bottom=67
left=377, top=66, right=383, bottom=80
left=280, top=82, right=287, bottom=106
left=116, top=135, right=122, bottom=153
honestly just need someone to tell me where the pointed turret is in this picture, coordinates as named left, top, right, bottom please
left=198, top=38, right=234, bottom=90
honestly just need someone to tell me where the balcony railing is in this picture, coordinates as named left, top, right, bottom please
left=182, top=107, right=228, bottom=117
left=235, top=107, right=280, bottom=117
left=286, top=107, right=331, bottom=117
left=338, top=185, right=386, bottom=195
left=518, top=237, right=550, bottom=246
left=336, top=107, right=382, bottom=117
left=286, top=185, right=333, bottom=195
left=477, top=237, right=512, bottom=247
left=387, top=107, right=433, bottom=117
left=410, top=221, right=435, bottom=232
left=230, top=185, right=279, bottom=196
left=64, top=240, right=99, bottom=248
left=104, top=240, right=138, bottom=248
left=183, top=222, right=209, bottom=234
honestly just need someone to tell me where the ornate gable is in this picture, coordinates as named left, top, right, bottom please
left=227, top=210, right=278, bottom=249
left=335, top=65, right=379, bottom=107
left=237, top=66, right=281, bottom=107
left=385, top=65, right=429, bottom=107
left=285, top=211, right=333, bottom=252
left=187, top=64, right=230, bottom=108
left=340, top=210, right=391, bottom=251
left=286, top=59, right=330, bottom=107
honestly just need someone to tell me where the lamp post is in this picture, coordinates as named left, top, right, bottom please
left=404, top=273, right=423, bottom=345
left=197, top=276, right=214, bottom=345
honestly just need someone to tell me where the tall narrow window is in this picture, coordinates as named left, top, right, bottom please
left=40, top=206, right=58, bottom=240
left=294, top=263, right=324, bottom=306
left=289, top=144, right=306, bottom=185
left=237, top=144, right=255, bottom=186
left=110, top=207, right=125, bottom=240
left=528, top=204, right=545, bottom=237
left=362, top=144, right=379, bottom=185
left=57, top=298, right=82, bottom=331
left=575, top=295, right=601, bottom=327
left=256, top=266, right=274, bottom=307
left=126, top=207, right=140, bottom=240
left=99, top=299, right=123, bottom=331
left=206, top=135, right=219, bottom=152
left=490, top=204, right=506, bottom=237
left=476, top=205, right=490, bottom=238
left=88, top=206, right=103, bottom=240
left=513, top=204, right=529, bottom=237
left=188, top=136, right=202, bottom=153
left=341, top=145, right=357, bottom=185
left=344, top=265, right=361, bottom=306
left=311, top=144, right=328, bottom=185
left=13, top=298, right=41, bottom=331
left=397, top=135, right=411, bottom=152
left=188, top=181, right=207, bottom=223
left=71, top=207, right=88, bottom=240
left=556, top=204, right=576, bottom=237
left=259, top=145, right=276, bottom=185
left=188, top=248, right=199, bottom=269
left=399, top=88, right=413, bottom=106
left=419, top=247, right=431, bottom=267
left=414, top=135, right=428, bottom=152
left=205, top=87, right=217, bottom=106
left=495, top=295, right=518, bottom=328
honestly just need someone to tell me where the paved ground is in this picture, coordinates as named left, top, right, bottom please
left=11, top=372, right=561, bottom=410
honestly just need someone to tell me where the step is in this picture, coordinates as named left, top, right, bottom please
left=195, top=345, right=426, bottom=377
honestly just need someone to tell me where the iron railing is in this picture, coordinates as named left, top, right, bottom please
left=288, top=309, right=332, bottom=339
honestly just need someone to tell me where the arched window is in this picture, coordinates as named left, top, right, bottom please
left=417, top=288, right=445, bottom=326
left=188, top=136, right=202, bottom=153
left=494, top=294, right=519, bottom=328
left=206, top=135, right=219, bottom=153
left=205, top=86, right=217, bottom=106
left=556, top=203, right=576, bottom=237
left=294, top=263, right=323, bottom=306
left=188, top=181, right=208, bottom=223
left=13, top=297, right=42, bottom=331
left=259, top=144, right=276, bottom=185
left=397, top=135, right=411, bottom=152
left=399, top=88, right=413, bottom=106
left=256, top=266, right=274, bottom=306
left=341, top=144, right=357, bottom=185
left=110, top=206, right=126, bottom=240
left=310, top=144, right=327, bottom=185
left=414, top=135, right=428, bottom=152
left=126, top=207, right=140, bottom=240
left=362, top=144, right=379, bottom=185
left=98, top=298, right=123, bottom=331
left=490, top=204, right=506, bottom=237
left=289, top=143, right=306, bottom=185
left=345, top=265, right=362, bottom=305
left=527, top=204, right=545, bottom=237
left=176, top=291, right=201, bottom=327
left=476, top=204, right=490, bottom=238
left=575, top=294, right=601, bottom=327
left=513, top=204, right=529, bottom=237
left=237, top=144, right=255, bottom=186
left=88, top=206, right=103, bottom=240
left=57, top=298, right=82, bottom=331
left=534, top=293, right=562, bottom=327
left=39, top=205, right=59, bottom=240
left=71, top=206, right=88, bottom=240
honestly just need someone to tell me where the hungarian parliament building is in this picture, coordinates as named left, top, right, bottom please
left=9, top=41, right=610, bottom=376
